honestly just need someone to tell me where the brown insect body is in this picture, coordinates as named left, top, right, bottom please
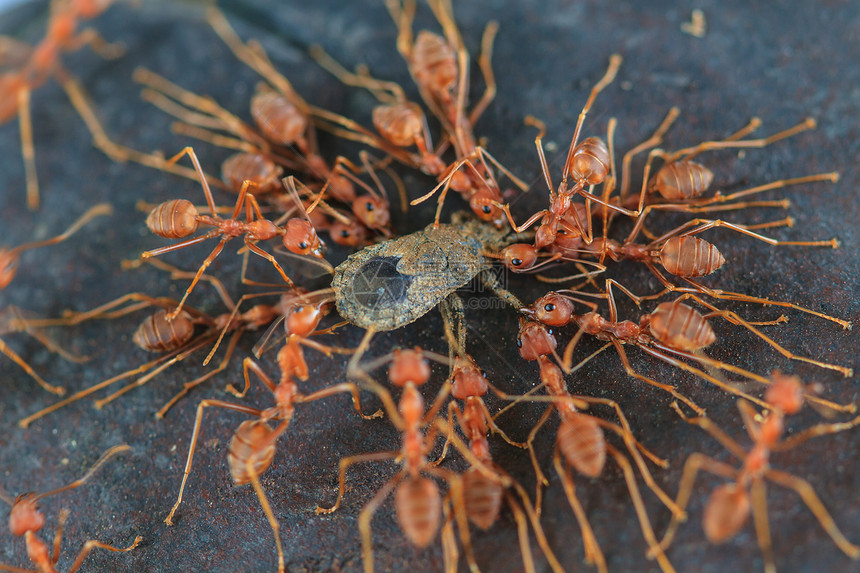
left=132, top=309, right=195, bottom=352
left=228, top=419, right=280, bottom=485
left=332, top=217, right=510, bottom=331
left=646, top=301, right=716, bottom=351
left=221, top=152, right=284, bottom=194
left=658, top=236, right=726, bottom=277
left=651, top=160, right=715, bottom=201
left=251, top=90, right=308, bottom=146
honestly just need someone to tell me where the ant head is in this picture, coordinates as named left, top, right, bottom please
left=469, top=190, right=503, bottom=225
left=389, top=348, right=431, bottom=388
left=283, top=219, right=324, bottom=258
left=517, top=320, right=557, bottom=362
left=353, top=195, right=391, bottom=230
left=502, top=243, right=537, bottom=272
left=285, top=303, right=323, bottom=338
left=765, top=371, right=806, bottom=415
left=329, top=218, right=368, bottom=247
left=9, top=493, right=45, bottom=537
left=451, top=358, right=487, bottom=399
left=532, top=292, right=575, bottom=327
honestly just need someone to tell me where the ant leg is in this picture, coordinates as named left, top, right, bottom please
left=429, top=466, right=480, bottom=573
left=7, top=306, right=88, bottom=363
left=619, top=107, right=680, bottom=200
left=676, top=293, right=853, bottom=376
left=666, top=117, right=816, bottom=163
left=432, top=402, right=461, bottom=466
left=156, top=329, right=244, bottom=419
left=358, top=472, right=405, bottom=573
left=700, top=172, right=838, bottom=206
left=473, top=146, right=528, bottom=191
left=645, top=343, right=854, bottom=414
left=316, top=452, right=400, bottom=515
left=654, top=453, right=738, bottom=555
left=17, top=86, right=38, bottom=209
left=765, top=468, right=860, bottom=559
left=525, top=407, right=554, bottom=516
left=561, top=54, right=623, bottom=186
left=611, top=340, right=705, bottom=415
left=607, top=445, right=677, bottom=573
left=66, top=536, right=143, bottom=573
left=679, top=279, right=851, bottom=330
left=638, top=344, right=771, bottom=411
left=0, top=335, right=65, bottom=395
left=18, top=349, right=188, bottom=428
left=300, top=382, right=384, bottom=420
left=244, top=241, right=297, bottom=288
left=440, top=497, right=459, bottom=573
left=163, top=238, right=229, bottom=321
left=34, top=445, right=130, bottom=501
left=67, top=27, right=124, bottom=59
left=552, top=450, right=606, bottom=573
left=671, top=402, right=748, bottom=460
left=468, top=21, right=499, bottom=126
left=94, top=336, right=215, bottom=409
left=245, top=457, right=286, bottom=573
left=505, top=483, right=566, bottom=573
left=479, top=269, right=524, bottom=310
left=165, top=399, right=265, bottom=525
left=749, top=479, right=776, bottom=573
left=773, top=414, right=860, bottom=451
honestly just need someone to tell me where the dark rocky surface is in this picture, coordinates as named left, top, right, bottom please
left=0, top=1, right=858, bottom=572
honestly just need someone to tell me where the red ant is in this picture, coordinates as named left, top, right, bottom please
left=17, top=260, right=296, bottom=427
left=655, top=372, right=860, bottom=573
left=162, top=296, right=374, bottom=573
left=315, top=344, right=495, bottom=573
left=311, top=0, right=526, bottom=227
left=510, top=317, right=679, bottom=573
left=431, top=297, right=564, bottom=573
left=132, top=65, right=396, bottom=243
left=0, top=444, right=141, bottom=573
left=523, top=282, right=854, bottom=415
left=140, top=146, right=326, bottom=320
left=0, top=203, right=111, bottom=395
left=1, top=0, right=124, bottom=209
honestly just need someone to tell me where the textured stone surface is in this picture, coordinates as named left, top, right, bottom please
left=0, top=1, right=858, bottom=572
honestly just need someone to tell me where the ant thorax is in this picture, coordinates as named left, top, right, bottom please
left=332, top=215, right=512, bottom=331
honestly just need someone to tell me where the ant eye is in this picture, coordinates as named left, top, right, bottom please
left=293, top=306, right=304, bottom=313
left=482, top=205, right=492, bottom=214
left=545, top=303, right=556, bottom=312
left=365, top=201, right=375, bottom=211
left=482, top=370, right=487, bottom=378
left=298, top=241, right=308, bottom=250
left=547, top=328, right=554, bottom=336
left=340, top=229, right=351, bottom=238
left=516, top=338, right=522, bottom=348
left=512, top=258, right=523, bottom=267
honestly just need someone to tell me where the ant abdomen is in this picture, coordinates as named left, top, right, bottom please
left=372, top=103, right=424, bottom=148
left=660, top=236, right=726, bottom=277
left=649, top=301, right=716, bottom=351
left=133, top=309, right=195, bottom=352
left=395, top=476, right=441, bottom=548
left=228, top=420, right=278, bottom=485
left=703, top=483, right=750, bottom=543
left=462, top=467, right=503, bottom=530
left=251, top=90, right=308, bottom=146
left=412, top=31, right=458, bottom=99
left=651, top=160, right=715, bottom=201
left=221, top=152, right=284, bottom=195
left=557, top=413, right=606, bottom=478
left=569, top=137, right=610, bottom=185
left=146, top=199, right=199, bottom=239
